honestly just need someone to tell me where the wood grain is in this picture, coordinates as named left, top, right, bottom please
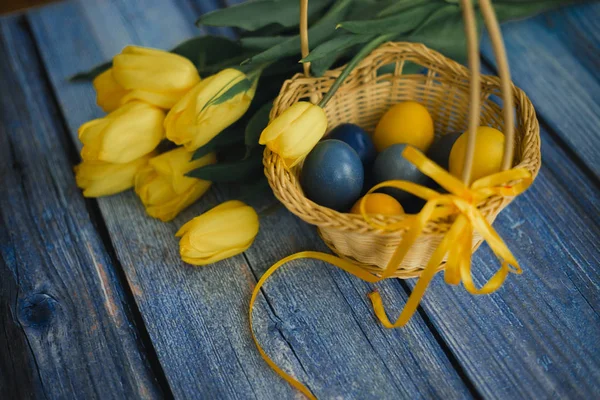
left=25, top=0, right=472, bottom=397
left=0, top=16, right=161, bottom=399
left=481, top=3, right=600, bottom=177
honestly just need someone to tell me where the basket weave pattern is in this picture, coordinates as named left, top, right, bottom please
left=264, top=42, right=541, bottom=279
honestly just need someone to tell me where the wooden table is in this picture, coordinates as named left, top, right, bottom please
left=1, top=1, right=599, bottom=398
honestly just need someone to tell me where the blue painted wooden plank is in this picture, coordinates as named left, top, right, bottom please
left=27, top=0, right=473, bottom=397
left=0, top=16, right=161, bottom=399
left=541, top=3, right=600, bottom=81
left=481, top=3, right=600, bottom=177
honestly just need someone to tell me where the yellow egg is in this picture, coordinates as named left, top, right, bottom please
left=373, top=101, right=434, bottom=152
left=449, top=126, right=505, bottom=184
left=350, top=193, right=404, bottom=215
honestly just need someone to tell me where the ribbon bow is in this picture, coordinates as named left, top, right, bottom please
left=249, top=146, right=532, bottom=399
left=362, top=146, right=532, bottom=328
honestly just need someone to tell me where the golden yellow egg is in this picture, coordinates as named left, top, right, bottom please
left=373, top=101, right=434, bottom=152
left=449, top=126, right=505, bottom=184
left=350, top=193, right=404, bottom=215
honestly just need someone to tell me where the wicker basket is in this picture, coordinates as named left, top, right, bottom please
left=263, top=0, right=541, bottom=279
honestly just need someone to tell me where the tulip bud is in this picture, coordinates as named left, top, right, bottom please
left=113, top=46, right=200, bottom=109
left=79, top=102, right=165, bottom=164
left=135, top=148, right=216, bottom=222
left=74, top=153, right=153, bottom=197
left=93, top=68, right=128, bottom=113
left=176, top=200, right=259, bottom=266
left=259, top=102, right=327, bottom=167
left=165, top=68, right=256, bottom=151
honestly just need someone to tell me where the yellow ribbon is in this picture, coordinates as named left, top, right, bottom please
left=250, top=146, right=532, bottom=398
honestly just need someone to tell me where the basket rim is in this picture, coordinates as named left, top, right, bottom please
left=263, top=41, right=541, bottom=235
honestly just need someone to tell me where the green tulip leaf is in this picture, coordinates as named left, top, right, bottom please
left=244, top=0, right=354, bottom=65
left=301, top=33, right=374, bottom=63
left=196, top=0, right=334, bottom=30
left=187, top=147, right=264, bottom=183
left=240, top=36, right=288, bottom=51
left=337, top=2, right=440, bottom=35
left=310, top=52, right=341, bottom=76
left=201, top=77, right=254, bottom=114
left=245, top=101, right=273, bottom=148
left=69, top=61, right=111, bottom=82
left=192, top=127, right=245, bottom=160
left=172, top=35, right=247, bottom=70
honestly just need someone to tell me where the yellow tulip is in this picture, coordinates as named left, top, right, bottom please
left=93, top=68, right=128, bottom=113
left=259, top=102, right=327, bottom=167
left=176, top=200, right=259, bottom=266
left=74, top=153, right=153, bottom=197
left=135, top=148, right=216, bottom=222
left=79, top=102, right=165, bottom=164
left=164, top=68, right=256, bottom=151
left=113, top=46, right=200, bottom=109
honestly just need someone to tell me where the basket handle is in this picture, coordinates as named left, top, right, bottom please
left=299, top=0, right=516, bottom=182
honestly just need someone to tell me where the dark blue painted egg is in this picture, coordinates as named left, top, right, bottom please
left=300, top=139, right=364, bottom=211
left=372, top=143, right=429, bottom=201
left=426, top=132, right=462, bottom=170
left=328, top=123, right=377, bottom=166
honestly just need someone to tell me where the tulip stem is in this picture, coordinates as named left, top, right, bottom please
left=317, top=33, right=395, bottom=109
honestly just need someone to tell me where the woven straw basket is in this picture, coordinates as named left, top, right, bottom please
left=263, top=0, right=541, bottom=279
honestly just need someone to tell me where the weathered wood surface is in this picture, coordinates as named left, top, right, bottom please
left=0, top=17, right=162, bottom=399
left=24, top=0, right=470, bottom=398
left=0, top=0, right=598, bottom=398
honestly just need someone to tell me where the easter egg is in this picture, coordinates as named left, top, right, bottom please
left=449, top=126, right=505, bottom=184
left=372, top=143, right=429, bottom=200
left=300, top=139, right=364, bottom=211
left=350, top=193, right=404, bottom=215
left=426, top=132, right=462, bottom=170
left=373, top=101, right=434, bottom=152
left=328, top=123, right=377, bottom=166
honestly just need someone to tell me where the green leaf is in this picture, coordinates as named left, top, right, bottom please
left=310, top=52, right=341, bottom=76
left=192, top=127, right=245, bottom=160
left=493, top=0, right=580, bottom=22
left=196, top=0, right=334, bottom=30
left=406, top=4, right=475, bottom=64
left=172, top=35, right=245, bottom=70
left=337, top=2, right=440, bottom=34
left=240, top=36, right=288, bottom=51
left=244, top=0, right=354, bottom=65
left=69, top=61, right=111, bottom=82
left=377, top=0, right=436, bottom=18
left=245, top=101, right=273, bottom=148
left=301, top=33, right=374, bottom=62
left=187, top=147, right=264, bottom=183
left=201, top=77, right=254, bottom=113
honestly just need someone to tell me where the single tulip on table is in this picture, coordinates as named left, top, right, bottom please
left=176, top=200, right=259, bottom=266
left=135, top=147, right=216, bottom=222
left=112, top=46, right=201, bottom=109
left=78, top=102, right=165, bottom=164
left=259, top=101, right=327, bottom=167
left=75, top=153, right=154, bottom=197
left=165, top=68, right=256, bottom=151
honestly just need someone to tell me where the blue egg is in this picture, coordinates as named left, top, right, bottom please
left=372, top=143, right=429, bottom=201
left=328, top=123, right=377, bottom=166
left=426, top=132, right=462, bottom=170
left=301, top=140, right=364, bottom=211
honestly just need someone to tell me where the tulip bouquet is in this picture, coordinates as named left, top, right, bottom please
left=72, top=0, right=577, bottom=265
